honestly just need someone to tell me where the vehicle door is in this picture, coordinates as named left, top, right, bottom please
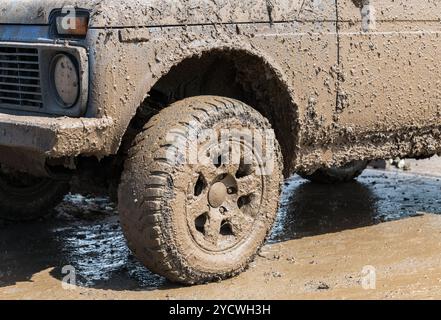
left=337, top=0, right=441, bottom=134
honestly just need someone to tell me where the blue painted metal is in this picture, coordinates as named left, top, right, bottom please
left=0, top=25, right=52, bottom=42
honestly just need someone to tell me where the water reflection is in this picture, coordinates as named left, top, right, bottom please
left=271, top=169, right=441, bottom=242
left=271, top=177, right=377, bottom=242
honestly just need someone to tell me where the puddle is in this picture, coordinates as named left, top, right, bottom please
left=272, top=169, right=441, bottom=242
left=1, top=169, right=441, bottom=290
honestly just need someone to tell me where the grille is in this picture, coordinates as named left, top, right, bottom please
left=0, top=46, right=42, bottom=109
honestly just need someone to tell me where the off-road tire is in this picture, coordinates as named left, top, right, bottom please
left=119, top=96, right=283, bottom=284
left=300, top=161, right=368, bottom=184
left=0, top=171, right=70, bottom=221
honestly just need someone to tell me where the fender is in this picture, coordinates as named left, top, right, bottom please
left=87, top=24, right=300, bottom=161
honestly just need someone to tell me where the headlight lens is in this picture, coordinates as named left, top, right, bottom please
left=51, top=54, right=79, bottom=108
left=55, top=15, right=89, bottom=37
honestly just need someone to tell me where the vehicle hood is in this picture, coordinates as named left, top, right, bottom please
left=0, top=0, right=272, bottom=27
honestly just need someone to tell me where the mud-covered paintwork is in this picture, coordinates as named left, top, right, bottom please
left=0, top=0, right=441, bottom=175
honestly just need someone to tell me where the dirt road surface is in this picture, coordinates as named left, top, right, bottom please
left=2, top=160, right=441, bottom=300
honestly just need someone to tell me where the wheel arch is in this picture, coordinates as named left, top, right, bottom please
left=118, top=45, right=300, bottom=177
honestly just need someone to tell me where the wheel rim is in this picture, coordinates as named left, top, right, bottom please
left=186, top=139, right=264, bottom=252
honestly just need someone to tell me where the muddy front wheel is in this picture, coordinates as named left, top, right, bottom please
left=118, top=96, right=283, bottom=284
left=0, top=169, right=70, bottom=221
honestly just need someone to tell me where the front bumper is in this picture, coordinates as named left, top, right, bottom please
left=0, top=113, right=114, bottom=157
left=0, top=28, right=108, bottom=175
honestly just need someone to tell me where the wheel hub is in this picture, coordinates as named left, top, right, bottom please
left=185, top=140, right=265, bottom=252
left=208, top=182, right=227, bottom=208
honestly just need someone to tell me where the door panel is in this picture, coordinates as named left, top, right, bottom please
left=337, top=0, right=441, bottom=132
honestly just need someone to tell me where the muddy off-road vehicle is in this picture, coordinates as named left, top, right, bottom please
left=0, top=0, right=440, bottom=284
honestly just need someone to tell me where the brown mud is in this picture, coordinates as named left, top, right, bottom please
left=2, top=162, right=441, bottom=299
left=4, top=1, right=441, bottom=177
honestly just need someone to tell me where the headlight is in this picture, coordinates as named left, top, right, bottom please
left=50, top=54, right=79, bottom=108
left=50, top=9, right=89, bottom=37
left=55, top=15, right=89, bottom=37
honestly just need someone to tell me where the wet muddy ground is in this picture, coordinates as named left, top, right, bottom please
left=2, top=159, right=441, bottom=299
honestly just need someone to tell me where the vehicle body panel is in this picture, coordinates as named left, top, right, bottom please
left=337, top=0, right=441, bottom=133
left=1, top=0, right=271, bottom=27
left=0, top=0, right=440, bottom=176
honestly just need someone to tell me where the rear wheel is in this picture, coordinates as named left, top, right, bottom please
left=0, top=168, right=70, bottom=221
left=300, top=161, right=368, bottom=184
left=118, top=96, right=283, bottom=284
